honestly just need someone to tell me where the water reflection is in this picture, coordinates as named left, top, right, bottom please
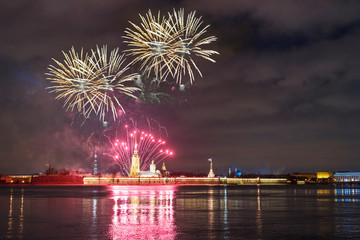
left=7, top=188, right=13, bottom=238
left=19, top=188, right=24, bottom=238
left=91, top=198, right=98, bottom=240
left=6, top=187, right=24, bottom=239
left=108, top=186, right=177, bottom=240
left=207, top=187, right=216, bottom=239
left=256, top=185, right=263, bottom=240
left=335, top=187, right=360, bottom=202
left=223, top=186, right=229, bottom=239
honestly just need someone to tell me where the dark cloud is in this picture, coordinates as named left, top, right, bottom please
left=0, top=0, right=360, bottom=174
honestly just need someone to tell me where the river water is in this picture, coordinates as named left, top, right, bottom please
left=0, top=184, right=359, bottom=239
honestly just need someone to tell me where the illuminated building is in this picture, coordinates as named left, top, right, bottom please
left=5, top=175, right=33, bottom=184
left=161, top=162, right=167, bottom=171
left=129, top=140, right=160, bottom=178
left=316, top=172, right=333, bottom=179
left=208, top=158, right=215, bottom=178
left=150, top=160, right=156, bottom=173
left=334, top=172, right=360, bottom=182
left=93, top=149, right=99, bottom=175
left=137, top=160, right=162, bottom=177
left=129, top=137, right=140, bottom=177
left=161, top=162, right=170, bottom=177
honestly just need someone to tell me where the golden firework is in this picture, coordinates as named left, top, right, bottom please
left=46, top=45, right=140, bottom=121
left=124, top=10, right=182, bottom=81
left=123, top=9, right=218, bottom=84
left=168, top=9, right=219, bottom=84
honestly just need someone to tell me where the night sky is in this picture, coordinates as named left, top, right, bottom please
left=1, top=0, right=360, bottom=175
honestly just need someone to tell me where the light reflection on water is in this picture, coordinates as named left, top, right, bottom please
left=6, top=188, right=13, bottom=239
left=335, top=187, right=360, bottom=202
left=256, top=185, right=263, bottom=240
left=108, top=186, right=177, bottom=240
left=1, top=184, right=360, bottom=239
left=6, top=187, right=24, bottom=239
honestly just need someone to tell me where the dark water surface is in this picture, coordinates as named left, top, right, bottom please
left=1, top=184, right=360, bottom=239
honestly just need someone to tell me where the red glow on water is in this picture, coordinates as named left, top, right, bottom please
left=108, top=185, right=177, bottom=239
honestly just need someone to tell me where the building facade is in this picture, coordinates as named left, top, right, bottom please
left=334, top=172, right=360, bottom=182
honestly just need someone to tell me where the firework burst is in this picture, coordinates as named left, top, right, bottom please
left=106, top=125, right=173, bottom=176
left=168, top=8, right=219, bottom=84
left=124, top=10, right=182, bottom=81
left=123, top=9, right=218, bottom=84
left=46, top=45, right=140, bottom=121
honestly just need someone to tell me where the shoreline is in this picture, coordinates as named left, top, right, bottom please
left=2, top=176, right=359, bottom=186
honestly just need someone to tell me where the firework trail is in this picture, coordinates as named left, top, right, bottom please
left=123, top=8, right=218, bottom=84
left=46, top=45, right=140, bottom=121
left=105, top=125, right=173, bottom=176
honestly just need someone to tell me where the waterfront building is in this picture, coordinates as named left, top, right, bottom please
left=1, top=175, right=33, bottom=184
left=208, top=158, right=215, bottom=178
left=316, top=171, right=334, bottom=183
left=316, top=172, right=333, bottom=179
left=129, top=136, right=161, bottom=177
left=150, top=160, right=156, bottom=173
left=138, top=160, right=161, bottom=178
left=161, top=162, right=170, bottom=177
left=93, top=149, right=99, bottom=175
left=334, top=172, right=360, bottom=182
left=129, top=137, right=140, bottom=177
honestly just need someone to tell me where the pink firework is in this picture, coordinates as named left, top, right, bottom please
left=108, top=125, right=173, bottom=176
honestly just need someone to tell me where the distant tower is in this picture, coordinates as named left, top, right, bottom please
left=160, top=161, right=169, bottom=177
left=150, top=160, right=156, bottom=173
left=208, top=158, right=215, bottom=178
left=129, top=133, right=140, bottom=177
left=161, top=161, right=167, bottom=171
left=93, top=149, right=99, bottom=175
